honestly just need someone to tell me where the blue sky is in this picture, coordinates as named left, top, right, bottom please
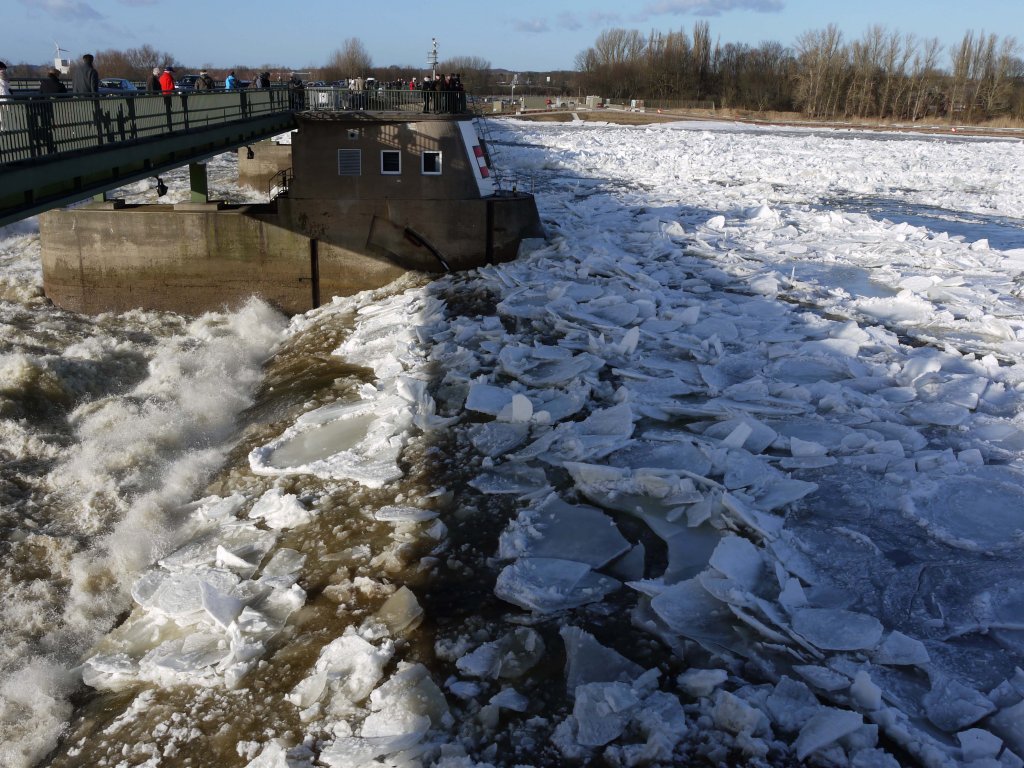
left=7, top=0, right=1022, bottom=74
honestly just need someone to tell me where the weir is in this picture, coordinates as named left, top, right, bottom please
left=37, top=92, right=544, bottom=315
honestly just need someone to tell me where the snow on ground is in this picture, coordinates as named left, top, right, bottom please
left=71, top=120, right=1024, bottom=766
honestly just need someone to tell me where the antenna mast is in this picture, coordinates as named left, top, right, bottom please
left=427, top=38, right=438, bottom=80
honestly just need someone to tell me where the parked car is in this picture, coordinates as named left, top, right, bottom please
left=98, top=78, right=138, bottom=94
left=175, top=75, right=199, bottom=91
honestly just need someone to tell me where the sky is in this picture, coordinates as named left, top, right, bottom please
left=5, top=0, right=1023, bottom=74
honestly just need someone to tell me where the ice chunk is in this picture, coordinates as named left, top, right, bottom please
left=792, top=608, right=883, bottom=651
left=712, top=689, right=768, bottom=735
left=465, top=382, right=514, bottom=415
left=372, top=505, right=439, bottom=523
left=468, top=421, right=530, bottom=456
left=708, top=535, right=763, bottom=591
left=249, top=488, right=312, bottom=530
left=249, top=396, right=407, bottom=488
left=989, top=699, right=1024, bottom=756
left=490, top=688, right=530, bottom=712
left=494, top=557, right=620, bottom=613
left=373, top=586, right=423, bottom=634
left=649, top=578, right=736, bottom=649
left=923, top=675, right=997, bottom=732
left=957, top=728, right=1003, bottom=762
left=456, top=627, right=545, bottom=680
left=286, top=629, right=393, bottom=712
left=794, top=664, right=851, bottom=692
left=561, top=626, right=643, bottom=691
left=498, top=393, right=534, bottom=423
left=795, top=708, right=864, bottom=760
left=498, top=495, right=630, bottom=569
left=901, top=466, right=1024, bottom=552
left=765, top=677, right=820, bottom=733
left=677, top=668, right=728, bottom=698
left=850, top=670, right=882, bottom=710
left=469, top=464, right=549, bottom=495
left=244, top=740, right=314, bottom=767
left=573, top=681, right=640, bottom=746
left=874, top=631, right=930, bottom=666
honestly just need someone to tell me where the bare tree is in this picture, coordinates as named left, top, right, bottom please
left=438, top=55, right=492, bottom=92
left=323, top=38, right=373, bottom=81
left=794, top=25, right=847, bottom=118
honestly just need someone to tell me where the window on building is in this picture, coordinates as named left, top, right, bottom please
left=381, top=150, right=401, bottom=175
left=422, top=151, right=442, bottom=175
left=338, top=149, right=361, bottom=176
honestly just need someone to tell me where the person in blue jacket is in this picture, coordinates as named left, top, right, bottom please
left=225, top=71, right=238, bottom=90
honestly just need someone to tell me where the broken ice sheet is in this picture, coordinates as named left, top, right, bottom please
left=647, top=578, right=739, bottom=653
left=794, top=707, right=864, bottom=761
left=901, top=465, right=1024, bottom=552
left=455, top=627, right=545, bottom=679
left=468, top=463, right=549, bottom=495
left=248, top=488, right=312, bottom=530
left=498, top=494, right=630, bottom=569
left=286, top=629, right=394, bottom=715
left=494, top=557, right=621, bottom=613
left=561, top=626, right=643, bottom=691
left=248, top=395, right=408, bottom=488
left=791, top=608, right=883, bottom=651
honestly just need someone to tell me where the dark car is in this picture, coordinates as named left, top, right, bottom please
left=98, top=78, right=139, bottom=95
left=175, top=75, right=199, bottom=91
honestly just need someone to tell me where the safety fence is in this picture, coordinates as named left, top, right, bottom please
left=304, top=87, right=470, bottom=114
left=0, top=89, right=291, bottom=165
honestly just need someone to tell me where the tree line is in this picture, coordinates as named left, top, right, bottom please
left=574, top=23, right=1024, bottom=122
left=8, top=25, right=1019, bottom=122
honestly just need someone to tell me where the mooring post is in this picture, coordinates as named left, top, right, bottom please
left=189, top=162, right=208, bottom=203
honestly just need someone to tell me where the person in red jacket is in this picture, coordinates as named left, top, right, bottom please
left=158, top=66, right=175, bottom=93
left=158, top=67, right=176, bottom=131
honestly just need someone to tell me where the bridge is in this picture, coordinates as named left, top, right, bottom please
left=0, top=88, right=298, bottom=227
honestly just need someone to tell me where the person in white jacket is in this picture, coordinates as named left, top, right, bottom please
left=0, top=62, right=12, bottom=131
left=0, top=61, right=12, bottom=97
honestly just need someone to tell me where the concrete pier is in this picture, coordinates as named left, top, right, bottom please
left=40, top=112, right=544, bottom=315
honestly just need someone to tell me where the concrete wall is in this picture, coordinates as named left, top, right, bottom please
left=40, top=202, right=404, bottom=315
left=237, top=141, right=293, bottom=193
left=40, top=193, right=542, bottom=315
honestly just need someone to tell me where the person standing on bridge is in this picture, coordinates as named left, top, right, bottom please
left=196, top=70, right=214, bottom=91
left=158, top=66, right=176, bottom=131
left=146, top=67, right=160, bottom=93
left=159, top=66, right=175, bottom=93
left=0, top=63, right=11, bottom=131
left=71, top=54, right=99, bottom=93
left=31, top=68, right=66, bottom=156
left=225, top=71, right=238, bottom=90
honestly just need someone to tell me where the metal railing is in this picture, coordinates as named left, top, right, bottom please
left=303, top=87, right=470, bottom=114
left=0, top=89, right=291, bottom=165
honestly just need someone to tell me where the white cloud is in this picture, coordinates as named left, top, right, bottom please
left=638, top=0, right=783, bottom=18
left=20, top=0, right=103, bottom=20
left=513, top=18, right=550, bottom=34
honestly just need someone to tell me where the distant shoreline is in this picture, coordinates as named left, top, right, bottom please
left=508, top=107, right=1024, bottom=139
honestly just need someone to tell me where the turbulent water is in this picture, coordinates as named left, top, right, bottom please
left=2, top=120, right=1024, bottom=768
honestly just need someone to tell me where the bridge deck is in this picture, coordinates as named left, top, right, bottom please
left=0, top=89, right=300, bottom=227
left=0, top=88, right=474, bottom=228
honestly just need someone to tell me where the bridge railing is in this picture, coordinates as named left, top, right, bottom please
left=0, top=89, right=291, bottom=165
left=304, top=87, right=470, bottom=114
